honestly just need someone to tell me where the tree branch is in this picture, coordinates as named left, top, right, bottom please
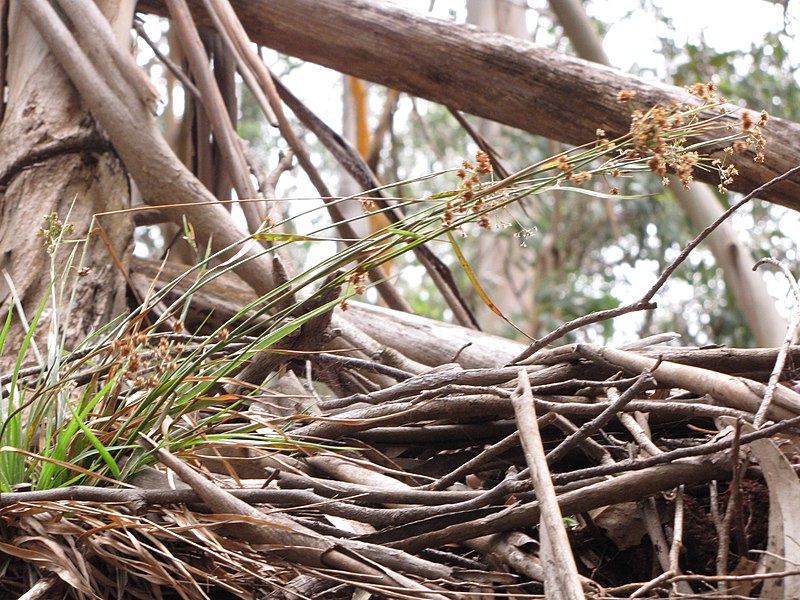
left=136, top=0, right=800, bottom=211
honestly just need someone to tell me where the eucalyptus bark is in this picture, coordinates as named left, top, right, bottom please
left=16, top=0, right=283, bottom=299
left=0, top=1, right=135, bottom=370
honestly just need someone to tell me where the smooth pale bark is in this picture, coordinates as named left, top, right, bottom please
left=0, top=0, right=135, bottom=371
left=548, top=0, right=787, bottom=346
left=136, top=0, right=800, bottom=211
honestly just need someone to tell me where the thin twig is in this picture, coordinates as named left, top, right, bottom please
left=637, top=497, right=673, bottom=596
left=669, top=486, right=690, bottom=596
left=424, top=431, right=520, bottom=491
left=133, top=19, right=201, bottom=98
left=552, top=411, right=800, bottom=485
left=753, top=257, right=800, bottom=427
left=545, top=368, right=656, bottom=465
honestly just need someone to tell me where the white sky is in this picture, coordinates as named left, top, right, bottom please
left=598, top=1, right=795, bottom=71
left=391, top=0, right=795, bottom=74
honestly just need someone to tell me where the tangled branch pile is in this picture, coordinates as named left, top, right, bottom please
left=4, top=249, right=800, bottom=599
left=1, top=3, right=797, bottom=593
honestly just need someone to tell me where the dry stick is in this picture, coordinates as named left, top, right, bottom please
left=511, top=369, right=584, bottom=600
left=366, top=89, right=400, bottom=172
left=448, top=108, right=511, bottom=179
left=670, top=486, right=688, bottom=594
left=554, top=410, right=800, bottom=485
left=544, top=369, right=656, bottom=465
left=638, top=497, right=675, bottom=596
left=54, top=0, right=159, bottom=110
left=632, top=486, right=688, bottom=598
left=729, top=425, right=749, bottom=570
left=137, top=11, right=287, bottom=209
left=290, top=436, right=577, bottom=587
left=316, top=352, right=414, bottom=382
left=752, top=257, right=800, bottom=428
left=261, top=150, right=296, bottom=200
left=709, top=480, right=724, bottom=592
left=617, top=411, right=662, bottom=456
left=531, top=398, right=751, bottom=422
left=670, top=569, right=800, bottom=584
left=384, top=411, right=800, bottom=554
left=133, top=19, right=200, bottom=98
left=200, top=0, right=277, bottom=126
left=550, top=414, right=615, bottom=466
left=614, top=403, right=696, bottom=595
left=576, top=344, right=800, bottom=421
left=0, top=486, right=408, bottom=528
left=164, top=0, right=260, bottom=227
left=396, top=451, right=730, bottom=555
left=0, top=0, right=7, bottom=124
left=605, top=569, right=800, bottom=597
left=716, top=419, right=745, bottom=595
left=190, top=2, right=410, bottom=314
left=138, top=435, right=449, bottom=600
left=203, top=4, right=410, bottom=313
left=17, top=576, right=64, bottom=600
left=533, top=343, right=800, bottom=378
left=669, top=486, right=688, bottom=594
left=511, top=163, right=800, bottom=365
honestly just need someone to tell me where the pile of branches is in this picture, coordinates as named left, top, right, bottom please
left=3, top=1, right=800, bottom=596
left=3, top=286, right=800, bottom=599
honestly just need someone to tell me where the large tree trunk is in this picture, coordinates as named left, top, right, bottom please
left=0, top=1, right=135, bottom=370
left=137, top=0, right=800, bottom=211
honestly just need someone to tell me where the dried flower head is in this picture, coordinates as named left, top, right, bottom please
left=345, top=270, right=369, bottom=296
left=687, top=81, right=717, bottom=102
left=475, top=150, right=493, bottom=174
left=741, top=111, right=755, bottom=132
left=359, top=197, right=378, bottom=213
left=571, top=171, right=592, bottom=185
